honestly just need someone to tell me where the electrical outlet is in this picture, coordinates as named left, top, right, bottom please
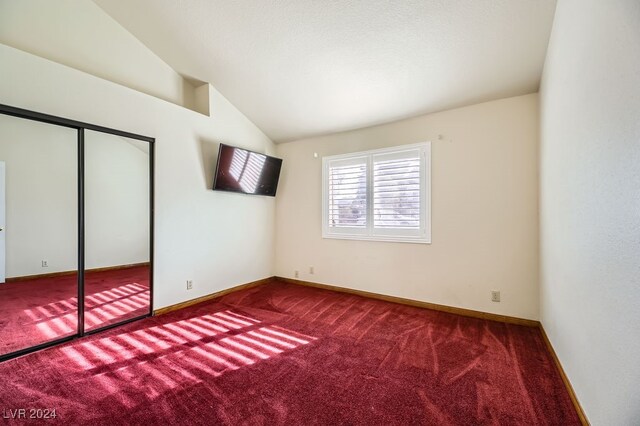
left=309, top=266, right=314, bottom=274
left=294, top=270, right=299, bottom=278
left=491, top=290, right=501, bottom=302
left=41, top=260, right=48, bottom=268
left=186, top=280, right=193, bottom=290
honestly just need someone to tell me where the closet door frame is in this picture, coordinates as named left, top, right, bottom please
left=0, top=103, right=154, bottom=361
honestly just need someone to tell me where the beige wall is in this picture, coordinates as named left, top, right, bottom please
left=275, top=94, right=539, bottom=320
left=0, top=0, right=194, bottom=109
left=540, top=0, right=640, bottom=423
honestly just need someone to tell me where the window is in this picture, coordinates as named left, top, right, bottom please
left=322, top=142, right=431, bottom=243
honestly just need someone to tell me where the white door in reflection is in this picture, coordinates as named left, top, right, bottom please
left=84, top=130, right=150, bottom=332
left=0, top=161, right=5, bottom=284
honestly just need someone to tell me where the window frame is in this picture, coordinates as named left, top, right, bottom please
left=322, top=142, right=431, bottom=244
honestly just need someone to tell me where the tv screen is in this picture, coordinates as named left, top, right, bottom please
left=213, top=144, right=283, bottom=196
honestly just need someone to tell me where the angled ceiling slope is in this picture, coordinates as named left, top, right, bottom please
left=95, top=0, right=557, bottom=143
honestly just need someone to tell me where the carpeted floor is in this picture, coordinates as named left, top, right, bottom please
left=0, top=266, right=150, bottom=356
left=0, top=280, right=579, bottom=425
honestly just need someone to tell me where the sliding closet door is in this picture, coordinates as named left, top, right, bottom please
left=83, top=130, right=151, bottom=332
left=0, top=114, right=78, bottom=357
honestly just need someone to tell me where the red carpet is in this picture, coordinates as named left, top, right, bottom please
left=0, top=280, right=579, bottom=424
left=0, top=266, right=150, bottom=356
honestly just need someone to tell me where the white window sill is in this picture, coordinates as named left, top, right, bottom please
left=322, top=233, right=431, bottom=244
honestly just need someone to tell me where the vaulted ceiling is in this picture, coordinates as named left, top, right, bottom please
left=95, top=0, right=557, bottom=142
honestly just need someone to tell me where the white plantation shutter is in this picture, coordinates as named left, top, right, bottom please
left=325, top=156, right=368, bottom=235
left=372, top=148, right=425, bottom=239
left=323, top=143, right=430, bottom=243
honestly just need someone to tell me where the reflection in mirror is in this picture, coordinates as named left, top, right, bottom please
left=0, top=114, right=78, bottom=356
left=84, top=130, right=150, bottom=332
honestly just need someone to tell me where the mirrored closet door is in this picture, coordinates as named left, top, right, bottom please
left=0, top=114, right=78, bottom=357
left=84, top=130, right=151, bottom=332
left=0, top=104, right=154, bottom=362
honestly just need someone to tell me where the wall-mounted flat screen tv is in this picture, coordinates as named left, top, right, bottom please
left=213, top=143, right=283, bottom=196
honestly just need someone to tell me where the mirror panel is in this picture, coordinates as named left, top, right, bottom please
left=84, top=130, right=151, bottom=332
left=0, top=114, right=78, bottom=356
